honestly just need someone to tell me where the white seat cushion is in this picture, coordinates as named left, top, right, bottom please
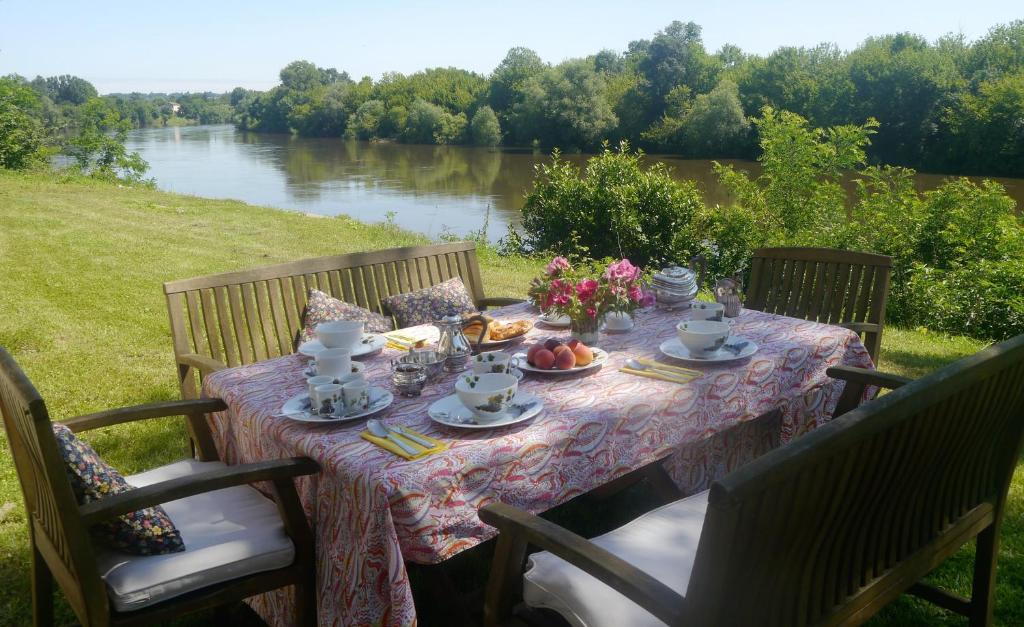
left=94, top=459, right=296, bottom=612
left=523, top=489, right=709, bottom=627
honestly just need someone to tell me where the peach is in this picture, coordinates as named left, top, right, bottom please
left=533, top=348, right=556, bottom=370
left=552, top=344, right=572, bottom=358
left=572, top=343, right=593, bottom=366
left=526, top=343, right=545, bottom=365
left=566, top=338, right=581, bottom=350
left=555, top=347, right=577, bottom=370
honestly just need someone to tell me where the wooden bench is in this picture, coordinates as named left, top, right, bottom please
left=164, top=242, right=522, bottom=400
left=481, top=333, right=1024, bottom=626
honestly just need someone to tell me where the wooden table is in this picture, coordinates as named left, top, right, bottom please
left=202, top=303, right=873, bottom=626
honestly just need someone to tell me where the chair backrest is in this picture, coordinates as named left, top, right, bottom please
left=746, top=247, right=892, bottom=361
left=0, top=349, right=108, bottom=623
left=163, top=241, right=485, bottom=366
left=685, top=333, right=1024, bottom=626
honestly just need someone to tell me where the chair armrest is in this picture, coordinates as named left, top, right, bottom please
left=477, top=297, right=527, bottom=310
left=479, top=502, right=685, bottom=626
left=178, top=352, right=227, bottom=375
left=62, top=398, right=227, bottom=433
left=78, top=457, right=320, bottom=526
left=826, top=366, right=911, bottom=390
left=839, top=322, right=882, bottom=334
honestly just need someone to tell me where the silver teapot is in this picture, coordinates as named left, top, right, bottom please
left=435, top=312, right=488, bottom=372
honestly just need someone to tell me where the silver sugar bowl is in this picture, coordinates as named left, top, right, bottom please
left=391, top=362, right=427, bottom=397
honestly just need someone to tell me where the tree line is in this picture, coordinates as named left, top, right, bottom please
left=232, top=19, right=1024, bottom=177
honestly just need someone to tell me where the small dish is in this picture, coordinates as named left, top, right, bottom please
left=428, top=392, right=542, bottom=429
left=298, top=334, right=387, bottom=358
left=537, top=312, right=571, bottom=328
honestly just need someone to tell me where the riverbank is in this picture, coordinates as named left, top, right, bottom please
left=0, top=170, right=1017, bottom=626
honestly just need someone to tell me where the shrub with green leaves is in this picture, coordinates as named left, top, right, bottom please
left=520, top=142, right=704, bottom=267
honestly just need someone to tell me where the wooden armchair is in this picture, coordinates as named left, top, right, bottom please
left=164, top=241, right=524, bottom=400
left=0, top=348, right=319, bottom=627
left=746, top=247, right=892, bottom=362
left=480, top=333, right=1024, bottom=627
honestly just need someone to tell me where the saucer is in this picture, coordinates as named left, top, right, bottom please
left=658, top=336, right=758, bottom=363
left=428, top=392, right=542, bottom=429
left=298, top=334, right=387, bottom=358
left=278, top=387, right=393, bottom=424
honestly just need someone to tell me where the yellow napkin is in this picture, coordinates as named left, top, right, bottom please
left=360, top=426, right=449, bottom=460
left=620, top=367, right=699, bottom=384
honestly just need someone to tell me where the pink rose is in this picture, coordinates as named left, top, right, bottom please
left=605, top=258, right=640, bottom=283
left=586, top=306, right=597, bottom=319
left=546, top=256, right=571, bottom=275
left=628, top=285, right=643, bottom=302
left=575, top=278, right=599, bottom=302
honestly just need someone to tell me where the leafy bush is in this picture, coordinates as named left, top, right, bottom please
left=519, top=142, right=704, bottom=266
left=519, top=110, right=1024, bottom=341
left=0, top=77, right=48, bottom=170
left=469, top=106, right=502, bottom=146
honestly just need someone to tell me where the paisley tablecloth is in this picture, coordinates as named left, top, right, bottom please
left=202, top=303, right=873, bottom=626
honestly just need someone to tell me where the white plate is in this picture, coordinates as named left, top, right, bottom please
left=537, top=313, right=571, bottom=328
left=658, top=336, right=758, bottom=363
left=304, top=361, right=366, bottom=380
left=278, top=387, right=393, bottom=424
left=513, top=347, right=609, bottom=375
left=298, top=334, right=387, bottom=358
left=428, top=392, right=542, bottom=429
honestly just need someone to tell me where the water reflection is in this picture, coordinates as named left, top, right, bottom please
left=126, top=125, right=1022, bottom=243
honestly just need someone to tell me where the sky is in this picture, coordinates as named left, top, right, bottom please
left=0, top=0, right=1020, bottom=94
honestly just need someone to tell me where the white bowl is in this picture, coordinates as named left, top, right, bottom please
left=455, top=373, right=518, bottom=423
left=676, top=320, right=730, bottom=357
left=316, top=320, right=363, bottom=349
left=690, top=301, right=725, bottom=322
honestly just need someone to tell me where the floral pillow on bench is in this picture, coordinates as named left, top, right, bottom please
left=52, top=423, right=185, bottom=555
left=296, top=289, right=395, bottom=347
left=383, top=277, right=477, bottom=328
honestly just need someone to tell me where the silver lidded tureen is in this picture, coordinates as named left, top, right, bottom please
left=651, top=265, right=699, bottom=310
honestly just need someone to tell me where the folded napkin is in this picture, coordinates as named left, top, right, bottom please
left=383, top=330, right=431, bottom=351
left=360, top=426, right=449, bottom=460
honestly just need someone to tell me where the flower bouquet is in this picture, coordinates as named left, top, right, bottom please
left=528, top=256, right=654, bottom=343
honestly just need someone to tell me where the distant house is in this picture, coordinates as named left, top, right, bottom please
left=169, top=102, right=181, bottom=114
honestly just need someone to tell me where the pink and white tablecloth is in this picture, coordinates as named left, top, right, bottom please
left=202, top=303, right=873, bottom=626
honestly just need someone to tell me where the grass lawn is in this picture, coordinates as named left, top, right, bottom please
left=0, top=170, right=1017, bottom=625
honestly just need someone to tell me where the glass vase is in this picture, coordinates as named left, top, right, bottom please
left=570, top=316, right=601, bottom=345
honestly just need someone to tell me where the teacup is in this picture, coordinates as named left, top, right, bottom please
left=690, top=301, right=725, bottom=322
left=311, top=383, right=343, bottom=416
left=336, top=372, right=366, bottom=387
left=316, top=320, right=363, bottom=350
left=676, top=320, right=731, bottom=357
left=315, top=348, right=351, bottom=378
left=455, top=373, right=518, bottom=423
left=307, top=375, right=335, bottom=397
left=470, top=351, right=515, bottom=375
left=342, top=379, right=370, bottom=414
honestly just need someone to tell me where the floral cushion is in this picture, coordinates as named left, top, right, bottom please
left=51, top=423, right=185, bottom=555
left=296, top=289, right=394, bottom=347
left=383, top=277, right=477, bottom=328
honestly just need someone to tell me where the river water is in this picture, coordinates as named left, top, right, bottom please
left=126, top=124, right=1024, bottom=243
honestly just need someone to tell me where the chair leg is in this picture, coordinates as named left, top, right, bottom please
left=294, top=578, right=317, bottom=627
left=970, top=524, right=999, bottom=627
left=31, top=545, right=53, bottom=627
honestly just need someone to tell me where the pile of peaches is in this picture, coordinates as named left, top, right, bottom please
left=525, top=338, right=594, bottom=370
